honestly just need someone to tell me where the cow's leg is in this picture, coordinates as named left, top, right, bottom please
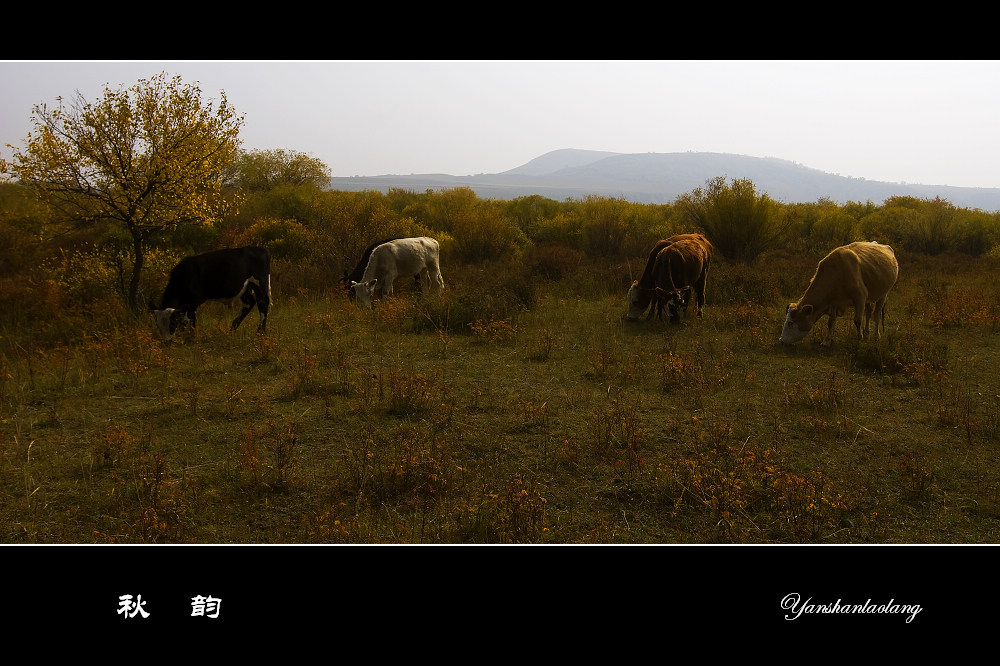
left=642, top=289, right=658, bottom=320
left=230, top=277, right=267, bottom=332
left=845, top=282, right=867, bottom=339
left=862, top=301, right=876, bottom=339
left=681, top=286, right=693, bottom=319
left=427, top=266, right=444, bottom=295
left=256, top=301, right=269, bottom=333
left=382, top=271, right=397, bottom=298
left=872, top=298, right=887, bottom=339
left=822, top=314, right=837, bottom=346
left=231, top=289, right=257, bottom=330
left=853, top=294, right=867, bottom=339
left=256, top=276, right=270, bottom=333
left=424, top=255, right=444, bottom=295
left=694, top=270, right=708, bottom=318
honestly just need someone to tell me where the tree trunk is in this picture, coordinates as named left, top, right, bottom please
left=128, top=231, right=145, bottom=312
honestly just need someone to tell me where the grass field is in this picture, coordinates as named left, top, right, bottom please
left=2, top=249, right=999, bottom=544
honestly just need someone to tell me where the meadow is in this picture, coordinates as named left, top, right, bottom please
left=2, top=247, right=999, bottom=544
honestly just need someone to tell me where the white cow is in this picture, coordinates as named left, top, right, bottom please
left=780, top=241, right=899, bottom=346
left=350, top=237, right=444, bottom=308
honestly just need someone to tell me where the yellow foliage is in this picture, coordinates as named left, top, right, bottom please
left=5, top=72, right=243, bottom=307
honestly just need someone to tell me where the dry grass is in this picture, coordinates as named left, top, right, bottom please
left=2, top=254, right=1000, bottom=543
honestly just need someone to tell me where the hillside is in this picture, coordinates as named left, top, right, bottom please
left=329, top=149, right=1000, bottom=211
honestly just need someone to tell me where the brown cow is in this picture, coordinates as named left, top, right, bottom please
left=649, top=237, right=713, bottom=324
left=626, top=233, right=712, bottom=321
left=780, top=241, right=899, bottom=346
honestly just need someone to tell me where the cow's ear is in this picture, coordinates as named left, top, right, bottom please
left=800, top=304, right=814, bottom=316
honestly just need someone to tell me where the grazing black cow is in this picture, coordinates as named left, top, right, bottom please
left=149, top=246, right=271, bottom=340
left=341, top=237, right=421, bottom=300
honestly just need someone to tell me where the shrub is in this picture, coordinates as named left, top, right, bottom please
left=447, top=204, right=527, bottom=264
left=847, top=332, right=950, bottom=384
left=676, top=177, right=787, bottom=263
left=580, top=196, right=628, bottom=258
left=709, top=261, right=782, bottom=306
left=231, top=218, right=322, bottom=262
left=809, top=209, right=862, bottom=248
left=408, top=261, right=536, bottom=335
left=524, top=243, right=584, bottom=281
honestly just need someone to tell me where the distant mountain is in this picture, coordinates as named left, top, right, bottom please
left=503, top=149, right=623, bottom=176
left=329, top=149, right=1000, bottom=211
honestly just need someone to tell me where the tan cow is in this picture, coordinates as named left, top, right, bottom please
left=626, top=233, right=712, bottom=321
left=780, top=241, right=899, bottom=346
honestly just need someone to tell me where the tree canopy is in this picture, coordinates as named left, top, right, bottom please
left=224, top=148, right=331, bottom=192
left=3, top=71, right=244, bottom=309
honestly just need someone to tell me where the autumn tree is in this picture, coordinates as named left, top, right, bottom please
left=223, top=148, right=331, bottom=192
left=2, top=72, right=244, bottom=310
left=222, top=149, right=333, bottom=236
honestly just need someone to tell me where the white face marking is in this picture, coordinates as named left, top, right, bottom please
left=625, top=283, right=646, bottom=320
left=153, top=308, right=176, bottom=340
left=780, top=308, right=808, bottom=344
left=351, top=279, right=377, bottom=308
left=667, top=293, right=684, bottom=319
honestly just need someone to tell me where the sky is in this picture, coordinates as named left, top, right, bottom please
left=3, top=59, right=1000, bottom=188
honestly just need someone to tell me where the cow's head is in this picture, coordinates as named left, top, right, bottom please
left=148, top=303, right=190, bottom=341
left=625, top=280, right=653, bottom=321
left=780, top=303, right=815, bottom=344
left=655, top=287, right=687, bottom=324
left=350, top=279, right=378, bottom=308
